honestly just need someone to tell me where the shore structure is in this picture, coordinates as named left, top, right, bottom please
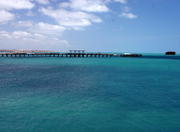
left=165, top=51, right=176, bottom=55
left=0, top=49, right=142, bottom=58
left=120, top=53, right=142, bottom=57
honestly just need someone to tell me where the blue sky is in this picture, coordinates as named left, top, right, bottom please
left=0, top=0, right=180, bottom=53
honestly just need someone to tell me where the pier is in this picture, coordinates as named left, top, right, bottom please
left=0, top=52, right=115, bottom=58
left=0, top=50, right=143, bottom=58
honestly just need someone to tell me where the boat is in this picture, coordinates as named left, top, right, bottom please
left=165, top=51, right=176, bottom=55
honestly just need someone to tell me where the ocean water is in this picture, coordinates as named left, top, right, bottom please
left=0, top=56, right=180, bottom=132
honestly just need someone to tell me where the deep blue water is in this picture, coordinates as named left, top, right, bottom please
left=0, top=56, right=180, bottom=132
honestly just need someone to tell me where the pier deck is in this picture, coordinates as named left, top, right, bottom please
left=0, top=52, right=143, bottom=58
left=0, top=53, right=116, bottom=58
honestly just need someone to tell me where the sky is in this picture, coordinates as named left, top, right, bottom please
left=0, top=0, right=180, bottom=53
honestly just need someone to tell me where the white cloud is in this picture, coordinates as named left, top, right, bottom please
left=0, top=0, right=34, bottom=10
left=33, top=0, right=49, bottom=5
left=14, top=21, right=34, bottom=27
left=0, top=30, right=34, bottom=39
left=0, top=30, right=11, bottom=38
left=120, top=12, right=137, bottom=19
left=60, top=0, right=128, bottom=12
left=0, top=10, right=14, bottom=24
left=0, top=0, right=34, bottom=24
left=44, top=0, right=130, bottom=30
left=12, top=31, right=33, bottom=39
left=40, top=8, right=102, bottom=29
left=29, top=22, right=66, bottom=35
left=120, top=6, right=138, bottom=19
left=13, top=21, right=66, bottom=36
left=114, top=0, right=127, bottom=4
left=0, top=30, right=70, bottom=50
left=0, top=0, right=138, bottom=50
left=60, top=0, right=109, bottom=13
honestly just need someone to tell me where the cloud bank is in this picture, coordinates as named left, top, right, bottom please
left=0, top=0, right=137, bottom=50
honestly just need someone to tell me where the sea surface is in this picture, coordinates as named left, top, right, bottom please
left=0, top=55, right=180, bottom=132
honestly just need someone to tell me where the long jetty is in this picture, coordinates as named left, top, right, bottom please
left=0, top=50, right=142, bottom=58
left=0, top=52, right=116, bottom=58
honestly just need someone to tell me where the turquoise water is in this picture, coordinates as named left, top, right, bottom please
left=0, top=56, right=180, bottom=132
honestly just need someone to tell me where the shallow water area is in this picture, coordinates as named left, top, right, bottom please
left=0, top=56, right=180, bottom=132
